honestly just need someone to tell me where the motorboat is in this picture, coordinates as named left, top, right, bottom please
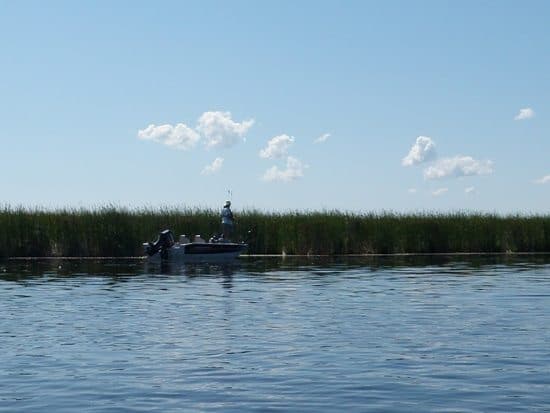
left=144, top=229, right=248, bottom=262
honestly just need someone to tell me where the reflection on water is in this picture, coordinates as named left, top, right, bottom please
left=4, top=254, right=548, bottom=280
left=1, top=255, right=550, bottom=412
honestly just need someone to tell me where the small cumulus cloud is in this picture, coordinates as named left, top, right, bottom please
left=432, top=188, right=448, bottom=197
left=201, top=157, right=224, bottom=175
left=535, top=175, right=550, bottom=184
left=514, top=107, right=535, bottom=121
left=314, top=133, right=330, bottom=144
left=262, top=156, right=308, bottom=182
left=259, top=134, right=295, bottom=159
left=402, top=136, right=436, bottom=166
left=197, top=111, right=254, bottom=149
left=137, top=123, right=200, bottom=150
left=465, top=186, right=476, bottom=194
left=424, top=156, right=493, bottom=180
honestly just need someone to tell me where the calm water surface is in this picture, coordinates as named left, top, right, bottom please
left=1, top=256, right=550, bottom=412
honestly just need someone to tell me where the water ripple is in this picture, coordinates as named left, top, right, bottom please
left=1, top=256, right=549, bottom=412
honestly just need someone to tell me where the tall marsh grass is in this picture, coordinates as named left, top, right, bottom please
left=0, top=206, right=548, bottom=257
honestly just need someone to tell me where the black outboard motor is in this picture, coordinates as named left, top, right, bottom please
left=146, top=229, right=175, bottom=258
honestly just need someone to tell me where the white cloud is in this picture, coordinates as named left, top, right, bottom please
left=201, top=157, right=224, bottom=175
left=137, top=123, right=200, bottom=150
left=402, top=136, right=437, bottom=166
left=408, top=188, right=417, bottom=194
left=432, top=188, right=448, bottom=196
left=314, top=133, right=330, bottom=144
left=196, top=111, right=254, bottom=149
left=262, top=156, right=307, bottom=182
left=535, top=175, right=550, bottom=184
left=514, top=107, right=535, bottom=120
left=423, top=156, right=493, bottom=180
left=259, top=134, right=295, bottom=159
left=465, top=186, right=476, bottom=194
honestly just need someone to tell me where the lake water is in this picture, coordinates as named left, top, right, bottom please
left=1, top=256, right=550, bottom=412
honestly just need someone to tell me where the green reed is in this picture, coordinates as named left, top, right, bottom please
left=0, top=206, right=548, bottom=257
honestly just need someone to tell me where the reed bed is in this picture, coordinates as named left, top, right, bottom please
left=0, top=206, right=549, bottom=257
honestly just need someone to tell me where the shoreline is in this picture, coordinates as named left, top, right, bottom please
left=4, top=251, right=550, bottom=261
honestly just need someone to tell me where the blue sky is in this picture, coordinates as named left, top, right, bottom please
left=1, top=1, right=548, bottom=213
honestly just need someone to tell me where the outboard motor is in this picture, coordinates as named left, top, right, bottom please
left=145, top=229, right=175, bottom=258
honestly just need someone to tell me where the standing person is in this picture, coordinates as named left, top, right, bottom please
left=221, top=200, right=234, bottom=241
